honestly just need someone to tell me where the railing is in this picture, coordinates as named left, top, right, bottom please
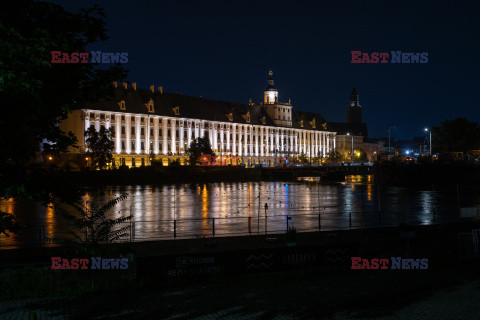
left=0, top=207, right=468, bottom=248
left=124, top=210, right=458, bottom=241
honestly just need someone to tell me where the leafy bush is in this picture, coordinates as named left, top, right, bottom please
left=170, top=159, right=181, bottom=167
left=151, top=159, right=163, bottom=167
left=52, top=193, right=131, bottom=256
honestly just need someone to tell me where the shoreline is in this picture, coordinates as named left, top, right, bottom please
left=2, top=221, right=479, bottom=265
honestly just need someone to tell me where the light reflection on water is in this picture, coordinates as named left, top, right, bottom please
left=1, top=175, right=478, bottom=249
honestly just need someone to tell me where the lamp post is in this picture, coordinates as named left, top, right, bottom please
left=309, top=132, right=312, bottom=166
left=388, top=126, right=395, bottom=155
left=424, top=128, right=432, bottom=156
left=346, top=133, right=353, bottom=163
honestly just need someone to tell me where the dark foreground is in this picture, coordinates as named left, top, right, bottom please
left=1, top=223, right=480, bottom=319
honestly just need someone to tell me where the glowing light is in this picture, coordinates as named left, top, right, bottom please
left=48, top=156, right=53, bottom=160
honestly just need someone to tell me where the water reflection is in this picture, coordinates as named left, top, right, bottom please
left=1, top=177, right=477, bottom=248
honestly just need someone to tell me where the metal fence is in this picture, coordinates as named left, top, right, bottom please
left=0, top=207, right=471, bottom=248
left=122, top=209, right=461, bottom=241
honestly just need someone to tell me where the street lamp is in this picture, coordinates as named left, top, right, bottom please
left=346, top=133, right=353, bottom=163
left=424, top=128, right=432, bottom=156
left=388, top=126, right=395, bottom=155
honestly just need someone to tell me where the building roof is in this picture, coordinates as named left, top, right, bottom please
left=326, top=122, right=368, bottom=137
left=83, top=86, right=334, bottom=132
left=86, top=87, right=277, bottom=127
left=292, top=110, right=327, bottom=130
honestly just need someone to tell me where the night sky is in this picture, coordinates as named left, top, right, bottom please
left=53, top=0, right=479, bottom=139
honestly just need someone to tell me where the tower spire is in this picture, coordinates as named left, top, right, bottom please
left=350, top=87, right=359, bottom=103
left=267, top=70, right=275, bottom=90
left=264, top=70, right=278, bottom=104
left=347, top=87, right=362, bottom=123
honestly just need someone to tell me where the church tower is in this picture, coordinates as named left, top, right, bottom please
left=260, top=71, right=292, bottom=127
left=264, top=70, right=278, bottom=104
left=347, top=87, right=362, bottom=124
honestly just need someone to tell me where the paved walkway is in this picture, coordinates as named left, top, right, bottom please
left=2, top=263, right=480, bottom=320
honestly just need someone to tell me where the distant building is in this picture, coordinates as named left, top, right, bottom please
left=327, top=88, right=382, bottom=162
left=396, top=137, right=428, bottom=156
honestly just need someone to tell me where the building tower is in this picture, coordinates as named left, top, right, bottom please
left=264, top=70, right=278, bottom=104
left=347, top=87, right=362, bottom=124
left=260, top=71, right=292, bottom=127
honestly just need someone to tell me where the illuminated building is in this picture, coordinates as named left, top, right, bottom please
left=60, top=72, right=336, bottom=167
left=328, top=87, right=382, bottom=162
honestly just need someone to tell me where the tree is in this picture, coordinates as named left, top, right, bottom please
left=85, top=126, right=115, bottom=169
left=326, top=150, right=340, bottom=163
left=432, top=118, right=480, bottom=154
left=0, top=1, right=127, bottom=196
left=186, top=137, right=215, bottom=166
left=298, top=153, right=308, bottom=164
left=354, top=148, right=368, bottom=162
left=51, top=193, right=131, bottom=255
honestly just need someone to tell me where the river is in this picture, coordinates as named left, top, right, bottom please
left=1, top=175, right=479, bottom=249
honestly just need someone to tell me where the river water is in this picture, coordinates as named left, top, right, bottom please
left=1, top=175, right=479, bottom=249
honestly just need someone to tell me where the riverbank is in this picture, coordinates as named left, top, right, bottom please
left=61, top=166, right=264, bottom=186
left=376, top=162, right=480, bottom=185
left=34, top=162, right=480, bottom=189
left=2, top=221, right=479, bottom=267
left=1, top=222, right=480, bottom=319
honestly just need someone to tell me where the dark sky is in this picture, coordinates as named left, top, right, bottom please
left=54, top=0, right=479, bottom=139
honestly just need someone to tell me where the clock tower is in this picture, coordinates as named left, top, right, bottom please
left=347, top=87, right=362, bottom=124
left=259, top=71, right=292, bottom=127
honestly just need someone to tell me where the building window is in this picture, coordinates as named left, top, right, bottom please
left=141, top=158, right=145, bottom=166
left=131, top=127, right=135, bottom=135
left=172, top=106, right=180, bottom=115
left=121, top=115, right=125, bottom=121
left=159, top=129, right=162, bottom=137
left=141, top=128, right=144, bottom=136
left=121, top=141, right=125, bottom=150
left=121, top=126, right=125, bottom=134
left=131, top=141, right=135, bottom=150
left=132, top=158, right=135, bottom=167
left=100, top=114, right=105, bottom=119
left=141, top=142, right=144, bottom=151
left=150, top=129, right=153, bottom=136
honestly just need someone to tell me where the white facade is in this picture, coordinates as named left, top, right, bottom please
left=80, top=109, right=336, bottom=167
